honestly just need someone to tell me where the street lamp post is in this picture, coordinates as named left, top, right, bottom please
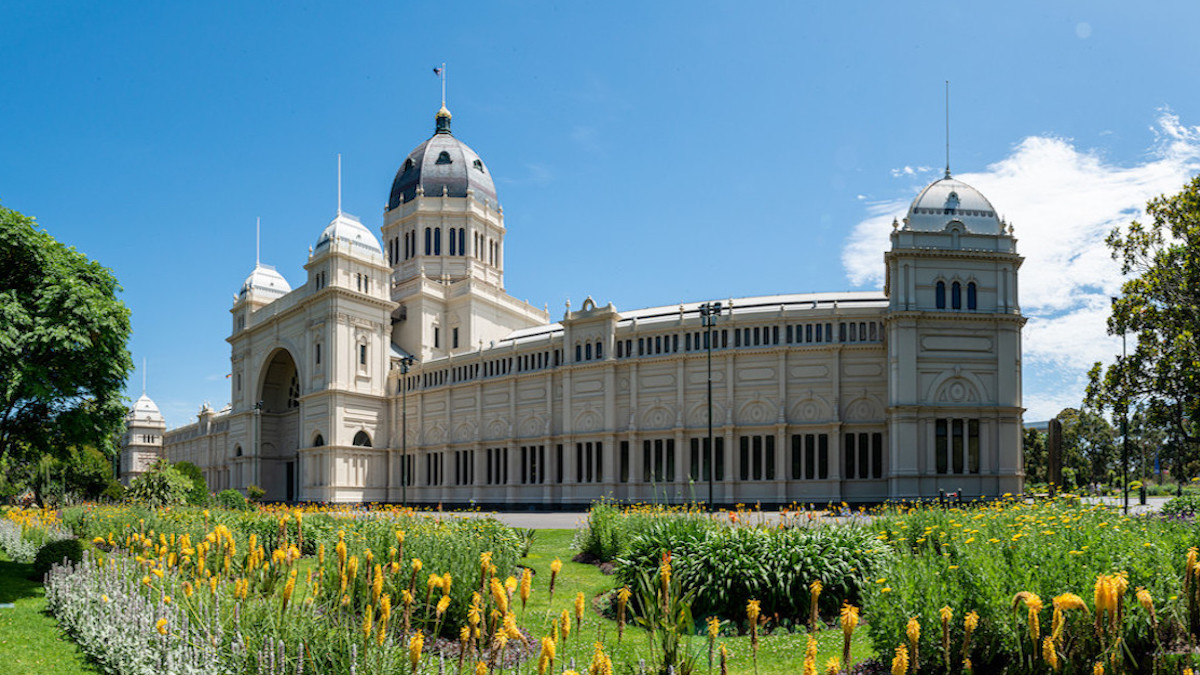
left=399, top=356, right=414, bottom=508
left=699, top=302, right=722, bottom=511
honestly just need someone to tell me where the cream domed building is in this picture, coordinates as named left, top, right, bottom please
left=121, top=107, right=1026, bottom=505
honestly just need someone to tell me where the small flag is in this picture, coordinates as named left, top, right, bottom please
left=433, top=67, right=443, bottom=76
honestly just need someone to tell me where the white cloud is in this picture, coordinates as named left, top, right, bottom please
left=842, top=110, right=1200, bottom=421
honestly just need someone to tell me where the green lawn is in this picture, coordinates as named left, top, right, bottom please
left=519, top=529, right=877, bottom=674
left=0, top=552, right=97, bottom=675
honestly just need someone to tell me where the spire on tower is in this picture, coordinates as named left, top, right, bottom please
left=945, top=80, right=951, bottom=178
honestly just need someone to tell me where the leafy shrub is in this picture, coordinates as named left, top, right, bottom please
left=32, top=537, right=83, bottom=578
left=125, top=460, right=192, bottom=507
left=246, top=484, right=266, bottom=502
left=216, top=489, right=249, bottom=511
left=99, top=480, right=125, bottom=502
left=1162, top=492, right=1200, bottom=518
left=173, top=461, right=209, bottom=505
left=616, top=518, right=888, bottom=624
left=574, top=499, right=715, bottom=562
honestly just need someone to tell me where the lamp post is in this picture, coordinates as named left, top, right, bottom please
left=1113, top=296, right=1129, bottom=515
left=399, top=356, right=414, bottom=508
left=699, top=301, right=722, bottom=511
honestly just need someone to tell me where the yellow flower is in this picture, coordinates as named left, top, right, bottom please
left=906, top=616, right=920, bottom=643
left=707, top=616, right=720, bottom=639
left=1043, top=636, right=1059, bottom=671
left=475, top=662, right=488, bottom=675
left=142, top=575, right=151, bottom=587
left=1094, top=663, right=1105, bottom=675
left=747, top=599, right=761, bottom=624
left=437, top=594, right=451, bottom=617
left=890, top=644, right=909, bottom=675
left=964, top=611, right=979, bottom=633
left=155, top=617, right=168, bottom=635
left=574, top=591, right=585, bottom=623
left=824, top=657, right=841, bottom=675
left=101, top=594, right=110, bottom=603
left=939, top=606, right=953, bottom=623
left=408, top=631, right=424, bottom=672
left=519, top=567, right=532, bottom=608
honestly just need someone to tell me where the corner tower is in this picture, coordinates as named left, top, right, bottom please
left=884, top=173, right=1025, bottom=498
left=382, top=107, right=547, bottom=361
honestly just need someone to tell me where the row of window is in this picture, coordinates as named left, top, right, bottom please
left=401, top=349, right=566, bottom=393
left=613, top=321, right=884, bottom=360
left=574, top=340, right=604, bottom=362
left=313, top=271, right=328, bottom=290
left=354, top=273, right=371, bottom=294
left=397, top=433, right=884, bottom=486
left=935, top=281, right=978, bottom=311
left=935, top=419, right=981, bottom=474
left=384, top=228, right=501, bottom=266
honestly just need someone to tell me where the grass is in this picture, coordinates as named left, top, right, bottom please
left=0, top=551, right=97, bottom=675
left=521, top=529, right=875, bottom=674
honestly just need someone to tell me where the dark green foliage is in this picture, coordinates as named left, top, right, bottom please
left=1162, top=493, right=1200, bottom=518
left=173, top=461, right=209, bottom=505
left=216, top=488, right=249, bottom=511
left=616, top=520, right=889, bottom=624
left=124, top=459, right=192, bottom=507
left=99, top=479, right=125, bottom=502
left=246, top=485, right=265, bottom=502
left=0, top=204, right=133, bottom=470
left=31, top=538, right=83, bottom=579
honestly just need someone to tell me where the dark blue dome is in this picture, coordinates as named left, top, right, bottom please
left=388, top=107, right=498, bottom=210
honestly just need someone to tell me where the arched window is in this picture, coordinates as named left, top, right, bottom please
left=434, top=228, right=442, bottom=255
left=935, top=281, right=946, bottom=309
left=458, top=228, right=465, bottom=256
left=352, top=431, right=372, bottom=447
left=967, top=282, right=977, bottom=310
left=424, top=228, right=431, bottom=255
left=313, top=434, right=325, bottom=447
left=449, top=228, right=457, bottom=255
left=235, top=445, right=243, bottom=457
left=952, top=282, right=962, bottom=310
left=436, top=151, right=452, bottom=165
left=575, top=344, right=582, bottom=363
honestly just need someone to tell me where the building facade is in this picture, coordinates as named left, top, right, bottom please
left=121, top=106, right=1026, bottom=505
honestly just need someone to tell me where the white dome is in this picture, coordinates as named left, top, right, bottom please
left=127, top=393, right=164, bottom=422
left=239, top=263, right=292, bottom=300
left=905, top=176, right=1002, bottom=234
left=315, top=212, right=383, bottom=257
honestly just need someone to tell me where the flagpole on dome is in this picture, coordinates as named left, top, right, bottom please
left=945, top=80, right=951, bottom=179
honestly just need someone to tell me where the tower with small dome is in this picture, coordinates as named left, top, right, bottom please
left=381, top=106, right=547, bottom=362
left=119, top=392, right=166, bottom=485
left=884, top=171, right=1025, bottom=498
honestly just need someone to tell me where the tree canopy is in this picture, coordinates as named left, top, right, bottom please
left=0, top=203, right=133, bottom=465
left=1088, top=175, right=1200, bottom=476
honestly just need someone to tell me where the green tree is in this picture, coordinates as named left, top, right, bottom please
left=173, top=460, right=209, bottom=505
left=1056, top=408, right=1117, bottom=487
left=1088, top=176, right=1200, bottom=480
left=1022, top=427, right=1047, bottom=484
left=0, top=204, right=133, bottom=469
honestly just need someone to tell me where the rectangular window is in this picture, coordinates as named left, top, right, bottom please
left=752, top=436, right=763, bottom=480
left=806, top=434, right=817, bottom=479
left=765, top=435, right=775, bottom=480
left=643, top=440, right=653, bottom=482
left=452, top=328, right=459, bottom=349
left=968, top=420, right=980, bottom=473
left=521, top=446, right=528, bottom=484
left=735, top=330, right=741, bottom=347
left=786, top=325, right=793, bottom=344
left=872, top=432, right=883, bottom=478
left=434, top=327, right=440, bottom=349
left=791, top=435, right=804, bottom=479
left=359, top=344, right=367, bottom=365
left=595, top=442, right=603, bottom=482
left=665, top=439, right=674, bottom=482
left=952, top=419, right=965, bottom=474
left=936, top=420, right=948, bottom=474
left=556, top=445, right=563, bottom=483
left=586, top=443, right=594, bottom=483
left=576, top=444, right=583, bottom=483
left=503, top=448, right=508, bottom=484
left=597, top=341, right=603, bottom=359
left=858, top=432, right=869, bottom=479
left=315, top=343, right=321, bottom=365
left=617, top=341, right=624, bottom=358
left=620, top=441, right=630, bottom=483
left=845, top=434, right=856, bottom=479
left=739, top=436, right=750, bottom=481
left=654, top=439, right=664, bottom=482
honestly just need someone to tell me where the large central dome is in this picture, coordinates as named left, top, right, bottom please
left=387, top=107, right=498, bottom=210
left=905, top=175, right=1002, bottom=234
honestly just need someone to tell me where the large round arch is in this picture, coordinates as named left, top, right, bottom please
left=254, top=347, right=302, bottom=502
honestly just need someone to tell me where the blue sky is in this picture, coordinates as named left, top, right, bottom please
left=3, top=2, right=1199, bottom=427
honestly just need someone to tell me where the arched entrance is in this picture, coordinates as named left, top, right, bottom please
left=257, top=348, right=301, bottom=501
